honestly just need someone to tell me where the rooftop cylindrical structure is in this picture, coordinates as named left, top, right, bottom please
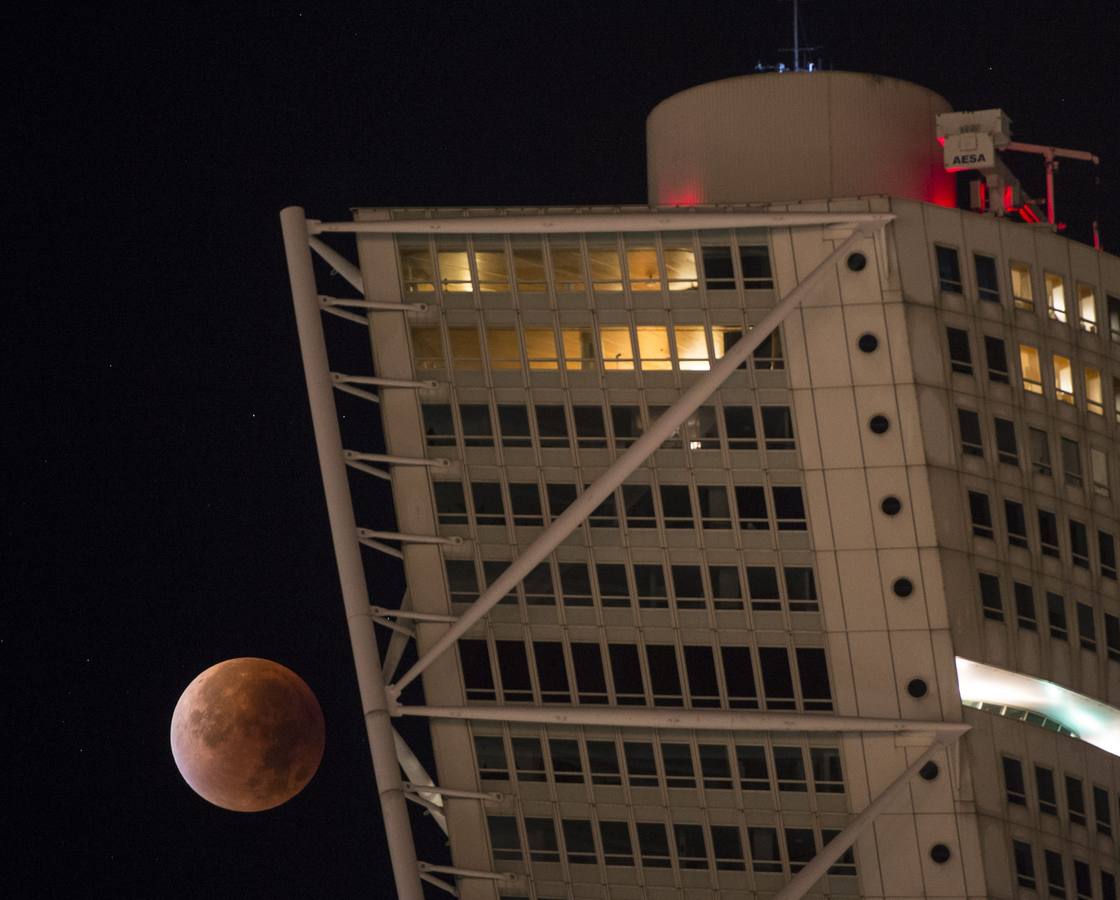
left=646, top=70, right=956, bottom=207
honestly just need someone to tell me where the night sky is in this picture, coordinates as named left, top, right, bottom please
left=13, top=2, right=1119, bottom=896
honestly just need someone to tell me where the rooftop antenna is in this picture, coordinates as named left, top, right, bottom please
left=778, top=0, right=820, bottom=72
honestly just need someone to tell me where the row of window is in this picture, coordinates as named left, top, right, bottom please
left=446, top=556, right=819, bottom=614
left=934, top=244, right=1120, bottom=342
left=956, top=406, right=1113, bottom=497
left=422, top=401, right=795, bottom=453
left=945, top=325, right=1120, bottom=421
left=978, top=572, right=1120, bottom=662
left=967, top=489, right=1118, bottom=579
left=485, top=814, right=854, bottom=876
left=399, top=234, right=774, bottom=295
left=1011, top=837, right=1116, bottom=899
left=410, top=323, right=785, bottom=374
left=435, top=479, right=810, bottom=533
left=473, top=734, right=844, bottom=796
left=458, top=639, right=833, bottom=711
left=1001, top=755, right=1116, bottom=836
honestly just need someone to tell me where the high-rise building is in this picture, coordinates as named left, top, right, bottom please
left=281, top=71, right=1119, bottom=900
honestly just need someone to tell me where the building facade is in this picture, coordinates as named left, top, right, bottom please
left=283, top=71, right=1119, bottom=900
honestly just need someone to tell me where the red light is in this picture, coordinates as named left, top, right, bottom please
left=1003, top=185, right=1014, bottom=210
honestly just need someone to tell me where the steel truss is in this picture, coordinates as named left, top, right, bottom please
left=281, top=205, right=968, bottom=900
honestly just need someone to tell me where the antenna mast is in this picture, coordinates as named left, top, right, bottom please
left=777, top=0, right=819, bottom=72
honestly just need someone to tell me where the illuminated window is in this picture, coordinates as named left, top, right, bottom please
left=635, top=326, right=672, bottom=370
left=587, top=238, right=623, bottom=292
left=979, top=572, right=1004, bottom=621
left=1076, top=283, right=1098, bottom=332
left=947, top=327, right=973, bottom=374
left=1045, top=271, right=1067, bottom=321
left=485, top=326, right=521, bottom=369
left=523, top=327, right=559, bottom=370
left=447, top=326, right=483, bottom=370
left=984, top=336, right=1011, bottom=384
left=410, top=325, right=445, bottom=369
left=935, top=245, right=963, bottom=293
left=673, top=325, right=710, bottom=370
left=474, top=242, right=510, bottom=292
left=436, top=241, right=472, bottom=292
left=599, top=327, right=635, bottom=370
left=663, top=245, right=698, bottom=290
left=974, top=254, right=1000, bottom=302
left=740, top=244, right=774, bottom=289
left=511, top=237, right=547, bottom=293
left=625, top=239, right=661, bottom=291
left=1010, top=261, right=1034, bottom=310
left=1085, top=368, right=1103, bottom=414
left=549, top=240, right=585, bottom=293
left=1018, top=344, right=1043, bottom=393
left=398, top=244, right=436, bottom=292
left=1053, top=354, right=1074, bottom=403
left=957, top=409, right=983, bottom=457
left=560, top=326, right=595, bottom=371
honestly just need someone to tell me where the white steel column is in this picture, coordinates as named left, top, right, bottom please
left=280, top=206, right=424, bottom=900
left=390, top=222, right=888, bottom=697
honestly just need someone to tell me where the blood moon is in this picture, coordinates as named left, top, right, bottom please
left=171, top=658, right=324, bottom=812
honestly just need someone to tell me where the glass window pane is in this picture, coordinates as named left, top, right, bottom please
left=399, top=245, right=436, bottom=292
left=410, top=326, right=446, bottom=369
left=626, top=247, right=662, bottom=291
left=448, top=326, right=483, bottom=370
left=600, top=327, right=635, bottom=370
left=636, top=326, right=672, bottom=370
left=475, top=248, right=510, bottom=291
left=673, top=325, right=710, bottom=370
left=588, top=244, right=623, bottom=291
left=663, top=247, right=698, bottom=290
left=561, top=326, right=596, bottom=371
left=512, top=241, right=546, bottom=292
left=549, top=243, right=585, bottom=293
left=436, top=247, right=472, bottom=292
left=523, top=327, right=558, bottom=369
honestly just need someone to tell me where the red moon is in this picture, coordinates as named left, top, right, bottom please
left=171, top=658, right=325, bottom=812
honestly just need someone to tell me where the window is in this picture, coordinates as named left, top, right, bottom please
left=1014, top=582, right=1037, bottom=630
left=663, top=245, right=698, bottom=291
left=1104, top=870, right=1117, bottom=900
left=723, top=406, right=758, bottom=449
left=1110, top=294, right=1120, bottom=341
left=752, top=329, right=785, bottom=370
left=1045, top=271, right=1068, bottom=322
left=549, top=240, right=585, bottom=294
left=1076, top=603, right=1096, bottom=651
left=572, top=643, right=608, bottom=703
left=560, top=326, right=596, bottom=371
left=1070, top=521, right=1090, bottom=569
left=646, top=644, right=683, bottom=706
left=1010, top=261, right=1034, bottom=310
left=1094, top=785, right=1113, bottom=836
left=1066, top=775, right=1087, bottom=826
left=446, top=327, right=484, bottom=369
left=747, top=566, right=780, bottom=611
left=637, top=822, right=671, bottom=868
left=1053, top=355, right=1075, bottom=404
left=1029, top=427, right=1053, bottom=475
left=673, top=824, right=708, bottom=869
left=610, top=405, right=642, bottom=448
left=737, top=745, right=770, bottom=791
left=984, top=335, right=1011, bottom=384
left=1005, top=500, right=1029, bottom=549
left=599, top=821, right=634, bottom=866
left=759, top=647, right=796, bottom=710
left=958, top=409, right=983, bottom=457
left=483, top=561, right=517, bottom=605
left=994, top=417, right=1018, bottom=465
left=785, top=567, right=819, bottom=613
left=546, top=484, right=576, bottom=521
left=1076, top=283, right=1098, bottom=332
left=587, top=740, right=621, bottom=783
left=524, top=327, right=559, bottom=369
left=1013, top=839, right=1037, bottom=889
left=661, top=742, right=696, bottom=787
left=1003, top=756, right=1026, bottom=805
left=1020, top=344, right=1043, bottom=393
left=947, top=327, right=973, bottom=374
left=497, top=404, right=531, bottom=447
left=600, top=326, right=635, bottom=370
left=587, top=240, right=623, bottom=292
left=523, top=563, right=554, bottom=605
left=496, top=641, right=532, bottom=701
left=1061, top=438, right=1082, bottom=487
left=487, top=816, right=521, bottom=861
left=411, top=326, right=446, bottom=369
left=1103, top=531, right=1119, bottom=579
left=710, top=825, right=745, bottom=871
left=672, top=565, right=705, bottom=610
left=1090, top=448, right=1110, bottom=496
left=785, top=828, right=816, bottom=873
left=621, top=484, right=656, bottom=529
left=509, top=483, right=543, bottom=526
left=534, top=642, right=571, bottom=702
left=979, top=573, right=1004, bottom=622
left=512, top=237, right=546, bottom=292
left=1087, top=368, right=1104, bottom=415
left=761, top=406, right=796, bottom=450
left=434, top=482, right=468, bottom=525
left=936, top=245, right=963, bottom=292
left=458, top=404, right=494, bottom=446
left=535, top=405, right=569, bottom=448
left=446, top=559, right=479, bottom=603
left=510, top=737, right=546, bottom=782
left=635, top=326, right=672, bottom=370
left=975, top=253, right=1000, bottom=302
left=698, top=744, right=733, bottom=789
left=1075, top=859, right=1093, bottom=900
left=681, top=405, right=720, bottom=450
left=740, top=244, right=774, bottom=288
left=586, top=487, right=618, bottom=528
left=1045, top=848, right=1067, bottom=898
left=701, top=246, right=735, bottom=291
left=1036, top=765, right=1058, bottom=815
left=399, top=244, right=436, bottom=292
left=549, top=739, right=583, bottom=783
left=561, top=819, right=596, bottom=865
left=821, top=829, right=857, bottom=876
left=421, top=404, right=455, bottom=446
left=682, top=645, right=720, bottom=705
left=772, top=746, right=808, bottom=792
left=475, top=736, right=509, bottom=780
left=660, top=485, right=694, bottom=529
left=1038, top=509, right=1060, bottom=557
left=471, top=482, right=505, bottom=526
left=595, top=564, right=629, bottom=608
left=1047, top=593, right=1069, bottom=640
left=525, top=817, right=560, bottom=862
left=459, top=640, right=495, bottom=700
left=810, top=747, right=845, bottom=793
left=673, top=326, right=710, bottom=369
left=749, top=827, right=782, bottom=873
left=624, top=742, right=658, bottom=786
left=721, top=646, right=759, bottom=707
left=572, top=406, right=607, bottom=448
left=633, top=564, right=668, bottom=608
left=736, top=486, right=769, bottom=530
left=968, top=491, right=994, bottom=539
left=697, top=485, right=732, bottom=530
left=795, top=647, right=833, bottom=710
left=709, top=565, right=743, bottom=609
left=772, top=486, right=808, bottom=530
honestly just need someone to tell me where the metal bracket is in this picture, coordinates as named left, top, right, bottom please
left=331, top=372, right=438, bottom=390
left=418, top=863, right=517, bottom=884
left=344, top=450, right=449, bottom=469
left=357, top=528, right=462, bottom=547
left=403, top=783, right=504, bottom=802
left=320, top=294, right=428, bottom=313
left=371, top=606, right=458, bottom=623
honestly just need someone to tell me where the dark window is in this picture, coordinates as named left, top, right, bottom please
left=979, top=572, right=1004, bottom=621
left=958, top=409, right=983, bottom=457
left=1075, top=860, right=1093, bottom=900
left=445, top=559, right=478, bottom=603
left=610, top=405, right=642, bottom=448
left=1103, top=870, right=1117, bottom=900
left=549, top=739, right=583, bottom=783
left=1038, top=509, right=1060, bottom=557
left=1048, top=593, right=1069, bottom=640
left=698, top=744, right=733, bottom=789
left=735, top=485, right=769, bottom=530
left=701, top=246, right=735, bottom=290
left=1029, top=427, right=1053, bottom=475
left=975, top=253, right=1000, bottom=302
left=736, top=745, right=770, bottom=791
left=1045, top=848, right=1066, bottom=898
left=740, top=244, right=774, bottom=288
left=546, top=483, right=576, bottom=519
left=947, top=327, right=973, bottom=374
left=1106, top=613, right=1120, bottom=662
left=646, top=645, right=683, bottom=706
left=1013, top=839, right=1036, bottom=889
left=509, top=482, right=543, bottom=526
left=599, top=821, right=633, bottom=866
left=487, top=816, right=521, bottom=860
left=984, top=335, right=1011, bottom=383
left=1005, top=500, right=1029, bottom=548
left=496, top=640, right=532, bottom=702
left=761, top=406, right=795, bottom=450
left=621, top=484, right=657, bottom=529
left=535, top=405, right=569, bottom=447
left=785, top=827, right=816, bottom=873
left=772, top=486, right=807, bottom=530
left=758, top=647, right=796, bottom=710
left=936, top=245, right=963, bottom=293
left=660, top=485, right=694, bottom=529
left=682, top=405, right=721, bottom=449
left=482, top=561, right=517, bottom=605
left=1061, top=437, right=1083, bottom=487
left=471, top=482, right=505, bottom=526
left=748, top=826, right=782, bottom=872
left=571, top=643, right=608, bottom=704
left=1002, top=756, right=1026, bottom=805
left=785, top=567, right=819, bottom=613
left=624, top=742, right=657, bottom=787
left=720, top=646, right=759, bottom=708
left=497, top=403, right=531, bottom=447
left=525, top=817, right=560, bottom=862
left=609, top=644, right=644, bottom=704
left=637, top=822, right=671, bottom=868
left=811, top=747, right=845, bottom=793
left=512, top=737, right=546, bottom=782
left=1077, top=603, right=1097, bottom=651
left=522, top=563, right=554, bottom=606
left=561, top=819, right=596, bottom=865
left=747, top=565, right=781, bottom=611
left=1014, top=582, right=1037, bottom=631
left=1070, top=520, right=1090, bottom=568
left=587, top=486, right=618, bottom=528
left=682, top=645, right=720, bottom=706
left=1066, top=775, right=1087, bottom=826
left=459, top=640, right=495, bottom=700
left=821, top=829, right=857, bottom=876
left=772, top=746, right=808, bottom=792
left=434, top=482, right=468, bottom=525
left=633, top=563, right=668, bottom=609
left=474, top=736, right=508, bottom=780
left=421, top=403, right=456, bottom=446
left=750, top=329, right=785, bottom=370
left=661, top=742, right=696, bottom=788
left=558, top=562, right=592, bottom=606
left=709, top=565, right=743, bottom=609
left=795, top=647, right=833, bottom=710
left=572, top=405, right=607, bottom=448
left=994, top=417, right=1019, bottom=464
left=1101, top=531, right=1118, bottom=579
left=1036, top=765, right=1058, bottom=816
left=459, top=404, right=494, bottom=446
left=534, top=641, right=570, bottom=703
left=723, top=406, right=758, bottom=449
left=697, top=485, right=732, bottom=529
left=595, top=563, right=629, bottom=608
left=968, top=491, right=994, bottom=539
left=1094, top=785, right=1113, bottom=835
left=710, top=825, right=745, bottom=871
left=587, top=740, right=621, bottom=784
